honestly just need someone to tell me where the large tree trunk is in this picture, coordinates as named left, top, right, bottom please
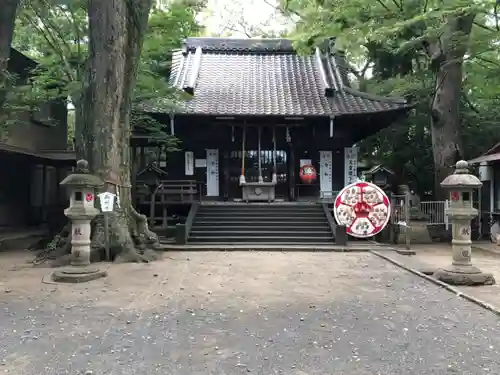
left=0, top=0, right=20, bottom=115
left=82, top=0, right=159, bottom=262
left=36, top=0, right=160, bottom=265
left=428, top=13, right=474, bottom=200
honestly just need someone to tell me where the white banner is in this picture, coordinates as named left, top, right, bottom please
left=185, top=151, right=194, bottom=176
left=206, top=149, right=219, bottom=197
left=344, top=147, right=358, bottom=186
left=319, top=151, right=332, bottom=197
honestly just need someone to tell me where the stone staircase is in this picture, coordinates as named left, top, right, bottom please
left=187, top=203, right=334, bottom=245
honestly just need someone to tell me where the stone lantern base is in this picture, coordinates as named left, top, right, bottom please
left=51, top=266, right=107, bottom=283
left=433, top=266, right=495, bottom=286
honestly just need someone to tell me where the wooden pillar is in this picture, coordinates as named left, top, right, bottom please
left=240, top=126, right=246, bottom=184
left=161, top=190, right=167, bottom=228
left=140, top=146, right=145, bottom=169
left=41, top=164, right=47, bottom=223
left=258, top=126, right=263, bottom=183
left=287, top=127, right=296, bottom=201
left=223, top=151, right=229, bottom=201
left=272, top=126, right=277, bottom=183
left=310, top=126, right=319, bottom=198
left=131, top=145, right=137, bottom=204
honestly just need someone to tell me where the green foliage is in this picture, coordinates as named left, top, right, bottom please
left=283, top=0, right=500, bottom=197
left=0, top=69, right=34, bottom=136
left=9, top=0, right=204, bottom=149
left=131, top=2, right=204, bottom=145
left=131, top=112, right=181, bottom=152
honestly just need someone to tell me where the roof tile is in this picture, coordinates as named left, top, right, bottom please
left=144, top=38, right=411, bottom=117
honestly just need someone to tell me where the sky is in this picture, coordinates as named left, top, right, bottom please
left=198, top=0, right=292, bottom=37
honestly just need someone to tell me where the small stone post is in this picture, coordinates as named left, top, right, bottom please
left=433, top=161, right=495, bottom=286
left=51, top=160, right=107, bottom=283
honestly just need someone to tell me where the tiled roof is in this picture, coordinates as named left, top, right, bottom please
left=468, top=142, right=500, bottom=164
left=145, top=37, right=411, bottom=117
left=485, top=142, right=500, bottom=156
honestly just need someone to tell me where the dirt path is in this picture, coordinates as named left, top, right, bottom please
left=1, top=250, right=500, bottom=374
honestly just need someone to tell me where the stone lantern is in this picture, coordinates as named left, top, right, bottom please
left=433, top=160, right=495, bottom=285
left=51, top=159, right=107, bottom=283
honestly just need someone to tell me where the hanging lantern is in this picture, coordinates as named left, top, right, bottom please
left=299, top=164, right=317, bottom=184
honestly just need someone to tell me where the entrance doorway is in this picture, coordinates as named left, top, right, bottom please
left=227, top=149, right=288, bottom=200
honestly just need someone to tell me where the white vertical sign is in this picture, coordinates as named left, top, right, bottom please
left=185, top=151, right=194, bottom=176
left=344, top=147, right=358, bottom=186
left=206, top=149, right=219, bottom=197
left=98, top=192, right=116, bottom=212
left=319, top=151, right=333, bottom=198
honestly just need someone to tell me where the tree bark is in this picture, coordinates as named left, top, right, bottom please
left=427, top=13, right=474, bottom=200
left=36, top=0, right=160, bottom=265
left=35, top=0, right=163, bottom=265
left=82, top=0, right=159, bottom=262
left=0, top=0, right=20, bottom=114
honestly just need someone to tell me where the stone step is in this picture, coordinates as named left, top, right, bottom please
left=188, top=236, right=333, bottom=243
left=190, top=225, right=330, bottom=232
left=190, top=230, right=332, bottom=237
left=182, top=242, right=340, bottom=247
left=199, top=206, right=323, bottom=212
left=192, top=220, right=328, bottom=227
left=188, top=203, right=333, bottom=245
left=196, top=212, right=325, bottom=218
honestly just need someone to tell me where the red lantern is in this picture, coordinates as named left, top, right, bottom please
left=299, top=164, right=317, bottom=184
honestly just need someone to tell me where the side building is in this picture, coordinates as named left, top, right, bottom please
left=469, top=142, right=500, bottom=237
left=0, top=49, right=73, bottom=234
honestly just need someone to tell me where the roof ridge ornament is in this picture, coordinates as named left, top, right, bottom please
left=183, top=46, right=202, bottom=95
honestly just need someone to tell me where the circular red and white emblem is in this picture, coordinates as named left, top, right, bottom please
left=334, top=182, right=391, bottom=238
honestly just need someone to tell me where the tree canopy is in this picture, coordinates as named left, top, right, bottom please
left=282, top=0, right=500, bottom=196
left=3, top=0, right=500, bottom=198
left=9, top=0, right=204, bottom=147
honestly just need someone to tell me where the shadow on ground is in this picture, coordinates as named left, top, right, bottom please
left=1, top=251, right=499, bottom=374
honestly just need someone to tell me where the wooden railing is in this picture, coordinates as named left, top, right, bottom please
left=175, top=202, right=199, bottom=244
left=136, top=179, right=201, bottom=228
left=322, top=203, right=347, bottom=246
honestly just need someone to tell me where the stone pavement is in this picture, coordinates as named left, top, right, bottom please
left=1, top=250, right=500, bottom=374
left=382, top=244, right=500, bottom=310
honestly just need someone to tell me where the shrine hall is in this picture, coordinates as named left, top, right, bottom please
left=133, top=37, right=412, bottom=245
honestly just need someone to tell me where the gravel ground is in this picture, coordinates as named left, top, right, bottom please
left=1, top=251, right=500, bottom=375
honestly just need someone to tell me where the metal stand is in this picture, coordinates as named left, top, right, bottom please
left=104, top=213, right=110, bottom=261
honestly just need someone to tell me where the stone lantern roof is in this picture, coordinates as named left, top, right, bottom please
left=60, top=159, right=103, bottom=188
left=440, top=160, right=482, bottom=189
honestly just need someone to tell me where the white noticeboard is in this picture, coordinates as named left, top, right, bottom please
left=195, top=159, right=207, bottom=168
left=185, top=151, right=194, bottom=176
left=98, top=192, right=116, bottom=212
left=344, top=147, right=358, bottom=186
left=300, top=159, right=312, bottom=167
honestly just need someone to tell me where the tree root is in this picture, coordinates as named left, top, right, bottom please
left=33, top=224, right=72, bottom=266
left=33, top=205, right=163, bottom=266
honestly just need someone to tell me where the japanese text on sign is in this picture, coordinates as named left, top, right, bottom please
left=344, top=147, right=358, bottom=186
left=98, top=192, right=116, bottom=212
